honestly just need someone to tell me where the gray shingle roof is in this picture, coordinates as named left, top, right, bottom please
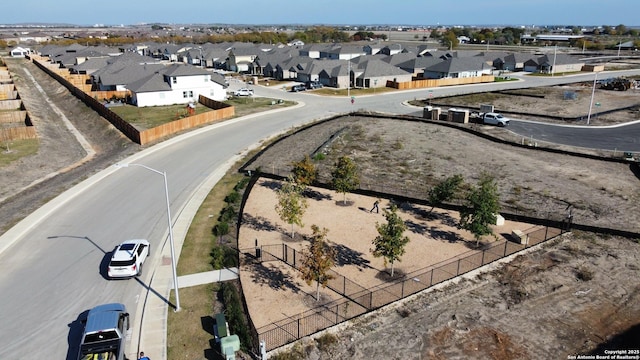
left=126, top=73, right=172, bottom=93
left=425, top=57, right=494, bottom=73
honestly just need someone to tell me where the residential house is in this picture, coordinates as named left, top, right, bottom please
left=298, top=44, right=331, bottom=59
left=273, top=56, right=315, bottom=81
left=423, top=57, right=494, bottom=79
left=10, top=46, right=31, bottom=57
left=128, top=63, right=227, bottom=107
left=320, top=45, right=366, bottom=60
left=524, top=54, right=584, bottom=74
left=352, top=58, right=412, bottom=88
left=379, top=43, right=404, bottom=56
left=395, top=56, right=444, bottom=77
left=363, top=43, right=384, bottom=55
left=91, top=52, right=166, bottom=91
left=287, top=39, right=305, bottom=46
left=502, top=53, right=537, bottom=71
left=318, top=60, right=351, bottom=88
left=227, top=45, right=263, bottom=73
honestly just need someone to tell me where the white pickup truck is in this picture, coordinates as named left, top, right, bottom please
left=478, top=112, right=510, bottom=127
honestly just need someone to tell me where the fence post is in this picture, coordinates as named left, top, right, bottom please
left=456, top=259, right=461, bottom=275
left=343, top=276, right=346, bottom=295
left=430, top=269, right=434, bottom=286
left=293, top=249, right=296, bottom=267
left=369, top=291, right=373, bottom=309
left=544, top=225, right=549, bottom=242
left=401, top=279, right=405, bottom=297
left=504, top=241, right=507, bottom=256
left=481, top=250, right=485, bottom=266
left=297, top=318, right=300, bottom=339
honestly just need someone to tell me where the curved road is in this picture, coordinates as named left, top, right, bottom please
left=0, top=69, right=639, bottom=359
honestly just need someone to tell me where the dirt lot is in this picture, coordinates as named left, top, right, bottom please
left=0, top=57, right=139, bottom=233
left=238, top=111, right=640, bottom=358
left=1, top=57, right=639, bottom=359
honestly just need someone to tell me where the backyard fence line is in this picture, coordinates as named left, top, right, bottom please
left=252, top=222, right=565, bottom=352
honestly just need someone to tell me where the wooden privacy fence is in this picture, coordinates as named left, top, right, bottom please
left=30, top=55, right=235, bottom=145
left=139, top=97, right=234, bottom=144
left=389, top=75, right=495, bottom=90
left=0, top=110, right=28, bottom=124
left=0, top=100, right=22, bottom=110
left=0, top=126, right=37, bottom=140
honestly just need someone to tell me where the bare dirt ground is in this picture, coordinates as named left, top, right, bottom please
left=1, top=57, right=639, bottom=359
left=238, top=97, right=640, bottom=357
left=0, top=58, right=139, bottom=234
left=239, top=179, right=543, bottom=330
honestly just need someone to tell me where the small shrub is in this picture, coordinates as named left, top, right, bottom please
left=234, top=177, right=250, bottom=191
left=315, top=333, right=338, bottom=352
left=213, top=222, right=229, bottom=239
left=219, top=205, right=237, bottom=222
left=224, top=190, right=240, bottom=204
left=312, top=153, right=326, bottom=161
left=270, top=342, right=306, bottom=360
left=221, top=282, right=252, bottom=351
left=576, top=265, right=593, bottom=281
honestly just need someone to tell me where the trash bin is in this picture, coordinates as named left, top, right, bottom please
left=255, top=247, right=261, bottom=258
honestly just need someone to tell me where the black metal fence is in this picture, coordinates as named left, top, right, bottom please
left=253, top=223, right=565, bottom=351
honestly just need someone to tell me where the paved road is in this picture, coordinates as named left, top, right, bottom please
left=1, top=69, right=639, bottom=360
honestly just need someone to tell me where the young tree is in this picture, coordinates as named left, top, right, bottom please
left=428, top=174, right=464, bottom=213
left=330, top=155, right=360, bottom=205
left=371, top=204, right=410, bottom=277
left=299, top=225, right=336, bottom=301
left=291, top=154, right=317, bottom=187
left=459, top=173, right=501, bottom=246
left=275, top=176, right=308, bottom=238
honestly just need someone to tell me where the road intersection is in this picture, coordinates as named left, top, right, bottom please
left=0, top=69, right=639, bottom=360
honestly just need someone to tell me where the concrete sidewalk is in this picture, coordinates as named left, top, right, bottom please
left=128, top=153, right=245, bottom=360
left=177, top=268, right=239, bottom=288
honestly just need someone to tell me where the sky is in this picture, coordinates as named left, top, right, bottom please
left=1, top=0, right=637, bottom=27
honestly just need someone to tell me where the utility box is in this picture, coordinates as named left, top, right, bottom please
left=431, top=107, right=441, bottom=120
left=448, top=108, right=469, bottom=124
left=480, top=104, right=494, bottom=113
left=221, top=335, right=240, bottom=360
left=423, top=106, right=432, bottom=119
left=494, top=214, right=505, bottom=226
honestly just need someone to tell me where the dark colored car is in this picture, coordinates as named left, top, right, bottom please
left=291, top=84, right=306, bottom=92
left=305, top=81, right=323, bottom=89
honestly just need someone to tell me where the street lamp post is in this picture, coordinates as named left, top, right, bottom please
left=115, top=163, right=181, bottom=312
left=587, top=72, right=599, bottom=125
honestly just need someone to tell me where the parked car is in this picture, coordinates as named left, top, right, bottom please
left=305, top=81, right=323, bottom=89
left=107, top=239, right=150, bottom=278
left=233, top=88, right=254, bottom=96
left=291, top=84, right=306, bottom=92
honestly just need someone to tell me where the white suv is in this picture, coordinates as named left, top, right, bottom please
left=107, top=239, right=150, bottom=279
left=233, top=88, right=254, bottom=96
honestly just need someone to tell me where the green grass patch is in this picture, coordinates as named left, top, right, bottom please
left=225, top=97, right=295, bottom=118
left=167, top=284, right=220, bottom=360
left=109, top=98, right=295, bottom=130
left=109, top=103, right=211, bottom=130
left=168, top=146, right=265, bottom=359
left=0, top=139, right=39, bottom=166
